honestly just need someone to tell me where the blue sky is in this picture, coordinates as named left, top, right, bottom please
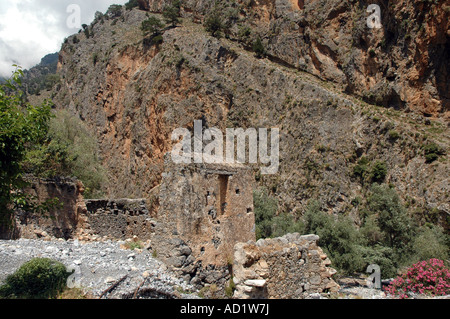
left=0, top=0, right=129, bottom=77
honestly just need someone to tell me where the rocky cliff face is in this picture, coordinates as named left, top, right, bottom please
left=142, top=0, right=450, bottom=117
left=51, top=2, right=449, bottom=225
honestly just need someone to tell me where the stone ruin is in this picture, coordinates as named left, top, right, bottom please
left=3, top=155, right=340, bottom=298
left=77, top=198, right=155, bottom=241
left=150, top=154, right=256, bottom=291
left=233, top=233, right=340, bottom=299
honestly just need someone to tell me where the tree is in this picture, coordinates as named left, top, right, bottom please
left=370, top=160, right=387, bottom=184
left=107, top=4, right=123, bottom=18
left=204, top=11, right=225, bottom=38
left=141, top=16, right=164, bottom=36
left=253, top=188, right=278, bottom=240
left=366, top=184, right=413, bottom=250
left=162, top=0, right=181, bottom=27
left=125, top=0, right=140, bottom=10
left=0, top=67, right=53, bottom=229
left=303, top=200, right=364, bottom=274
left=252, top=37, right=266, bottom=58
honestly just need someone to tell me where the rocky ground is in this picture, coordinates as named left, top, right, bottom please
left=0, top=238, right=198, bottom=299
left=0, top=238, right=389, bottom=300
left=1, top=238, right=448, bottom=300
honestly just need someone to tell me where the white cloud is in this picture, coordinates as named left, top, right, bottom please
left=0, top=0, right=129, bottom=77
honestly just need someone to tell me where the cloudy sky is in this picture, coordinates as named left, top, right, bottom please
left=0, top=0, right=129, bottom=77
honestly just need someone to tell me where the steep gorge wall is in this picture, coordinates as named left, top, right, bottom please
left=143, top=0, right=449, bottom=117
left=53, top=4, right=449, bottom=223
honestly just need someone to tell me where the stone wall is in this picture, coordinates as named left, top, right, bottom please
left=77, top=199, right=155, bottom=241
left=2, top=176, right=154, bottom=242
left=233, top=233, right=340, bottom=299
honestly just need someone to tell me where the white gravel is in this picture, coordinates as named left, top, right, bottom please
left=0, top=238, right=198, bottom=299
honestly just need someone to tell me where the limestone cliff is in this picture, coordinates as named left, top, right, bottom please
left=51, top=2, right=449, bottom=227
left=141, top=0, right=450, bottom=117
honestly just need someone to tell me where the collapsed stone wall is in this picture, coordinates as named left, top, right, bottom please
left=3, top=176, right=154, bottom=242
left=77, top=199, right=155, bottom=241
left=233, top=233, right=340, bottom=299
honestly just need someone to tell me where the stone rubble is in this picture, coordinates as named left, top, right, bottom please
left=233, top=233, right=341, bottom=299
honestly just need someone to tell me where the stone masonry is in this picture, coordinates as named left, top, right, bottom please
left=76, top=198, right=155, bottom=241
left=151, top=154, right=255, bottom=290
left=233, top=233, right=340, bottom=299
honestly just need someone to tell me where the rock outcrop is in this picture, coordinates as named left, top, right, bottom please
left=233, top=233, right=340, bottom=299
left=1, top=176, right=84, bottom=240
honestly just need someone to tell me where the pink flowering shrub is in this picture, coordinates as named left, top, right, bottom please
left=385, top=259, right=450, bottom=299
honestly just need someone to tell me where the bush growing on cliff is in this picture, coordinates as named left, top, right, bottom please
left=106, top=4, right=123, bottom=18
left=141, top=16, right=165, bottom=37
left=204, top=11, right=225, bottom=38
left=254, top=188, right=304, bottom=240
left=422, top=142, right=445, bottom=163
left=253, top=37, right=266, bottom=58
left=370, top=161, right=387, bottom=184
left=125, top=0, right=139, bottom=10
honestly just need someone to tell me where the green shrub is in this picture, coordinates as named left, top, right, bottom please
left=107, top=4, right=123, bottom=18
left=303, top=201, right=364, bottom=275
left=352, top=156, right=370, bottom=181
left=0, top=68, right=53, bottom=229
left=253, top=188, right=278, bottom=240
left=162, top=0, right=181, bottom=27
left=204, top=11, right=225, bottom=38
left=422, top=143, right=445, bottom=163
left=22, top=109, right=107, bottom=198
left=411, top=225, right=449, bottom=262
left=366, top=184, right=413, bottom=250
left=388, top=130, right=400, bottom=141
left=356, top=244, right=397, bottom=278
left=271, top=213, right=305, bottom=238
left=125, top=0, right=139, bottom=10
left=141, top=16, right=165, bottom=37
left=252, top=37, right=266, bottom=58
left=370, top=161, right=387, bottom=183
left=0, top=258, right=69, bottom=299
left=225, top=278, right=235, bottom=298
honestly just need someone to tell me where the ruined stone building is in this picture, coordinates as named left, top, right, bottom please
left=3, top=155, right=341, bottom=298
left=151, top=154, right=256, bottom=287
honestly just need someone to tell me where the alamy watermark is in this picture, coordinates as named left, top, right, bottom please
left=66, top=4, right=81, bottom=29
left=367, top=4, right=382, bottom=29
left=171, top=120, right=280, bottom=175
left=367, top=264, right=382, bottom=289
